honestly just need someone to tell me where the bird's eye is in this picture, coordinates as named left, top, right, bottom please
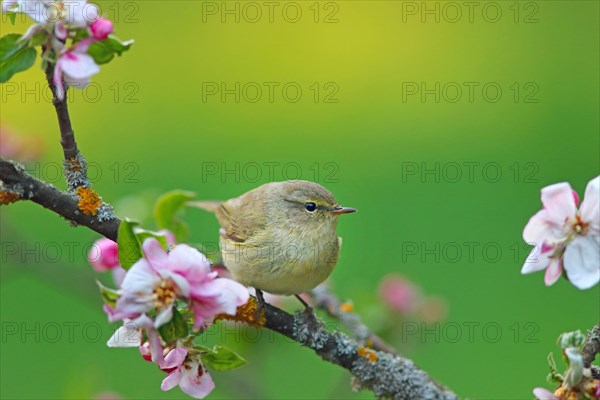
left=305, top=202, right=317, bottom=212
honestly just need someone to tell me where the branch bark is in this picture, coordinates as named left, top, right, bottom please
left=0, top=158, right=120, bottom=241
left=583, top=322, right=600, bottom=368
left=311, top=284, right=399, bottom=355
left=0, top=160, right=457, bottom=400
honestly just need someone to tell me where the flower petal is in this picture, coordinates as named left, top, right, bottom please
left=521, top=246, right=552, bottom=275
left=580, top=176, right=600, bottom=232
left=54, top=20, right=67, bottom=40
left=191, top=279, right=249, bottom=329
left=119, top=259, right=158, bottom=293
left=154, top=306, right=173, bottom=328
left=136, top=315, right=165, bottom=365
left=564, top=235, right=600, bottom=289
left=168, top=244, right=212, bottom=283
left=106, top=322, right=141, bottom=348
left=543, top=257, right=562, bottom=286
left=60, top=52, right=100, bottom=80
left=179, top=361, right=215, bottom=399
left=142, top=238, right=169, bottom=272
left=540, top=182, right=577, bottom=225
left=161, top=369, right=182, bottom=391
left=161, top=348, right=187, bottom=370
left=533, top=387, right=558, bottom=400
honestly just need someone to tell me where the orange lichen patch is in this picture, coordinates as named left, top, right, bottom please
left=553, top=380, right=600, bottom=400
left=339, top=302, right=354, bottom=313
left=358, top=346, right=378, bottom=363
left=76, top=186, right=102, bottom=216
left=0, top=191, right=20, bottom=205
left=67, top=156, right=83, bottom=172
left=216, top=296, right=266, bottom=327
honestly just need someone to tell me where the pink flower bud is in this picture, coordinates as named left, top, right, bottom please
left=378, top=274, right=420, bottom=313
left=88, top=238, right=120, bottom=272
left=90, top=18, right=113, bottom=40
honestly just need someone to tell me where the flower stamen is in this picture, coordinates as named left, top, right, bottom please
left=153, top=279, right=178, bottom=308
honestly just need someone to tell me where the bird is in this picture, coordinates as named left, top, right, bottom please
left=189, top=180, right=356, bottom=309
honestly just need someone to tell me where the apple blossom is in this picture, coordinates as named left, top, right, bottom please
left=52, top=38, right=99, bottom=100
left=378, top=274, right=420, bottom=314
left=160, top=347, right=215, bottom=399
left=106, top=237, right=249, bottom=330
left=90, top=17, right=113, bottom=40
left=88, top=238, right=120, bottom=272
left=522, top=176, right=600, bottom=289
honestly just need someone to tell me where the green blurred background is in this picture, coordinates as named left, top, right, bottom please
left=1, top=1, right=599, bottom=399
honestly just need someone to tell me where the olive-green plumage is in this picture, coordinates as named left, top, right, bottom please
left=191, top=180, right=356, bottom=295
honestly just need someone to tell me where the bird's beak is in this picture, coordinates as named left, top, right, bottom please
left=330, top=206, right=357, bottom=215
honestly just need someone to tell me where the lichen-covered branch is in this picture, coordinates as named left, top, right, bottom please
left=0, top=162, right=456, bottom=399
left=583, top=322, right=600, bottom=368
left=0, top=158, right=120, bottom=241
left=311, top=284, right=399, bottom=355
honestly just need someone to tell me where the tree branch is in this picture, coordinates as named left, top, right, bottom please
left=583, top=322, right=600, bottom=368
left=311, top=284, right=399, bottom=355
left=0, top=158, right=120, bottom=241
left=0, top=161, right=457, bottom=399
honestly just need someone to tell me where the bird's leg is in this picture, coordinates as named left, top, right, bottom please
left=295, top=294, right=319, bottom=329
left=255, top=289, right=266, bottom=320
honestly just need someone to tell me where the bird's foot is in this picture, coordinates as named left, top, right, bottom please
left=255, top=289, right=267, bottom=321
left=295, top=294, right=319, bottom=330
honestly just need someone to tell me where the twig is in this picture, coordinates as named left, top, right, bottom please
left=582, top=322, right=600, bottom=368
left=311, top=284, right=399, bottom=355
left=44, top=59, right=79, bottom=160
left=0, top=162, right=457, bottom=399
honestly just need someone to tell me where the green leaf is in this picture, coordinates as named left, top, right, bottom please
left=29, top=30, right=48, bottom=48
left=0, top=34, right=36, bottom=83
left=117, top=219, right=143, bottom=269
left=88, top=37, right=134, bottom=65
left=158, top=307, right=189, bottom=342
left=153, top=190, right=196, bottom=242
left=96, top=280, right=120, bottom=307
left=200, top=345, right=247, bottom=371
left=133, top=227, right=169, bottom=249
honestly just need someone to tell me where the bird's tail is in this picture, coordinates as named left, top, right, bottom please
left=187, top=200, right=223, bottom=213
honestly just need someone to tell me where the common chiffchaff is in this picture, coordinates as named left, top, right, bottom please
left=190, top=180, right=356, bottom=296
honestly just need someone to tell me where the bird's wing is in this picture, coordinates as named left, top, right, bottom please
left=214, top=192, right=266, bottom=244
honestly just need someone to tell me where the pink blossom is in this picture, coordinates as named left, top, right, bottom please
left=107, top=238, right=249, bottom=330
left=107, top=314, right=164, bottom=364
left=378, top=274, right=420, bottom=313
left=88, top=238, right=120, bottom=272
left=90, top=17, right=113, bottom=40
left=532, top=387, right=558, bottom=400
left=162, top=243, right=249, bottom=330
left=53, top=38, right=99, bottom=100
left=522, top=176, right=599, bottom=289
left=160, top=347, right=215, bottom=399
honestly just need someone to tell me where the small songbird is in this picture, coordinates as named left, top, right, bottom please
left=190, top=180, right=356, bottom=305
